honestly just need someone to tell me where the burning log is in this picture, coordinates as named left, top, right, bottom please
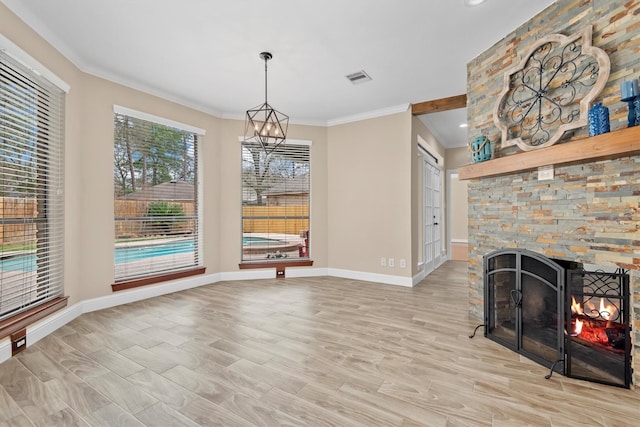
left=605, top=325, right=626, bottom=349
left=568, top=313, right=626, bottom=349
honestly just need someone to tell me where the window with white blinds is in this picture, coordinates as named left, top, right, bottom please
left=0, top=51, right=65, bottom=322
left=241, top=140, right=310, bottom=261
left=113, top=110, right=201, bottom=281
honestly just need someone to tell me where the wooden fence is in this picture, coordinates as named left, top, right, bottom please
left=0, top=198, right=308, bottom=244
left=0, top=197, right=37, bottom=246
left=242, top=205, right=309, bottom=235
left=115, top=200, right=196, bottom=239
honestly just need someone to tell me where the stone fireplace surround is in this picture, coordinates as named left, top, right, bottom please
left=464, top=136, right=640, bottom=385
left=461, top=0, right=640, bottom=387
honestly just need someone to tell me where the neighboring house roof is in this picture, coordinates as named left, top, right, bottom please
left=122, top=180, right=195, bottom=201
left=262, top=175, right=309, bottom=197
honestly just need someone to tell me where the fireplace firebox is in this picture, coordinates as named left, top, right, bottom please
left=479, top=249, right=631, bottom=388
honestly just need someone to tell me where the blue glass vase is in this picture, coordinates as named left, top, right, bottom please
left=588, top=103, right=610, bottom=136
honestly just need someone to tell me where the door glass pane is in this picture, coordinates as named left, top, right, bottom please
left=488, top=270, right=517, bottom=345
left=521, top=275, right=559, bottom=362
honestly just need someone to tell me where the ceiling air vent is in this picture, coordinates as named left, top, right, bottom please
left=346, top=70, right=372, bottom=85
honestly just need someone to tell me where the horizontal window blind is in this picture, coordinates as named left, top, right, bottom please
left=114, top=112, right=200, bottom=281
left=241, top=141, right=310, bottom=261
left=0, top=51, right=65, bottom=322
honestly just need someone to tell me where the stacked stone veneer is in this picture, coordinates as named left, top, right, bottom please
left=466, top=0, right=640, bottom=386
left=468, top=156, right=639, bottom=315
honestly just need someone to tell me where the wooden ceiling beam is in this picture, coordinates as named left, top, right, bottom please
left=411, top=94, right=467, bottom=115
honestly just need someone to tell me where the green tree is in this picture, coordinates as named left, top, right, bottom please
left=242, top=144, right=275, bottom=206
left=0, top=85, right=38, bottom=197
left=241, top=143, right=309, bottom=206
left=145, top=201, right=185, bottom=235
left=114, top=115, right=195, bottom=197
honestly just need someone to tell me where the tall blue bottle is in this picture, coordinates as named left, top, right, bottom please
left=588, top=102, right=610, bottom=137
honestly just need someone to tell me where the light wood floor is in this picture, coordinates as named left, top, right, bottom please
left=1, top=261, right=640, bottom=426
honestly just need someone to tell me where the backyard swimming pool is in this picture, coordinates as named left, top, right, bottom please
left=0, top=254, right=37, bottom=272
left=115, top=239, right=195, bottom=263
left=0, top=239, right=197, bottom=272
left=242, top=236, right=283, bottom=245
left=0, top=236, right=289, bottom=272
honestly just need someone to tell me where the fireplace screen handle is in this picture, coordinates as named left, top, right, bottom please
left=510, top=289, right=523, bottom=307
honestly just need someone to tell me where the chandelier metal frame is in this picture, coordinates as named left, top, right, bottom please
left=244, top=51, right=289, bottom=154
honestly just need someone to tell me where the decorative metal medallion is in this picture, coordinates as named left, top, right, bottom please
left=494, top=26, right=610, bottom=152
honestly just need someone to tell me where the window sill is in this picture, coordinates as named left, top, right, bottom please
left=0, top=296, right=69, bottom=341
left=239, top=259, right=313, bottom=279
left=112, top=267, right=206, bottom=292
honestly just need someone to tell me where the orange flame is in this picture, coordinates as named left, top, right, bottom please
left=570, top=296, right=619, bottom=346
left=583, top=298, right=617, bottom=321
left=573, top=319, right=583, bottom=335
left=571, top=296, right=583, bottom=315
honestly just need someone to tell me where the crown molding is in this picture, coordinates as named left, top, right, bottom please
left=3, top=0, right=410, bottom=128
left=221, top=111, right=327, bottom=127
left=327, top=103, right=410, bottom=127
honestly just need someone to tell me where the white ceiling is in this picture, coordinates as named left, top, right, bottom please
left=420, top=108, right=469, bottom=149
left=2, top=0, right=554, bottom=143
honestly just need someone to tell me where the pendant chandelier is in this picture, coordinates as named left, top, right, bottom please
left=244, top=51, right=289, bottom=154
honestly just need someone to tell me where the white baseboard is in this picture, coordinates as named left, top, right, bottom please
left=219, top=270, right=274, bottom=281
left=218, top=267, right=328, bottom=281
left=328, top=268, right=414, bottom=287
left=287, top=267, right=329, bottom=278
left=0, top=265, right=413, bottom=365
left=0, top=338, right=10, bottom=362
left=412, top=269, right=427, bottom=286
left=27, top=304, right=83, bottom=345
left=82, top=273, right=220, bottom=313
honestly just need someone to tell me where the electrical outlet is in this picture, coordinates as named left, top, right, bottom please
left=388, top=258, right=395, bottom=267
left=538, top=165, right=554, bottom=180
left=380, top=257, right=386, bottom=267
left=11, top=329, right=26, bottom=356
left=400, top=259, right=407, bottom=268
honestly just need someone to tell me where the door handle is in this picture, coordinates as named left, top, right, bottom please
left=510, top=290, right=523, bottom=307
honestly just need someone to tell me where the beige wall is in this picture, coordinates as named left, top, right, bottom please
left=0, top=2, right=426, bottom=313
left=448, top=175, right=468, bottom=241
left=446, top=146, right=469, bottom=261
left=74, top=73, right=222, bottom=301
left=4, top=5, right=474, bottom=304
left=328, top=111, right=413, bottom=277
left=1, top=3, right=327, bottom=305
left=448, top=173, right=468, bottom=261
left=445, top=146, right=469, bottom=170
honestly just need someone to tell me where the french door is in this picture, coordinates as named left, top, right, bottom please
left=423, top=156, right=442, bottom=275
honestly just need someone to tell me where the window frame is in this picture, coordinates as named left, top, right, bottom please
left=112, top=106, right=205, bottom=288
left=240, top=138, right=312, bottom=264
left=0, top=39, right=68, bottom=340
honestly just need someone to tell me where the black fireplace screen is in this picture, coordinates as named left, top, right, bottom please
left=483, top=249, right=631, bottom=388
left=565, top=268, right=630, bottom=388
left=484, top=249, right=565, bottom=373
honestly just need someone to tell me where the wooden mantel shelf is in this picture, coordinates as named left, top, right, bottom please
left=458, top=126, right=640, bottom=180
